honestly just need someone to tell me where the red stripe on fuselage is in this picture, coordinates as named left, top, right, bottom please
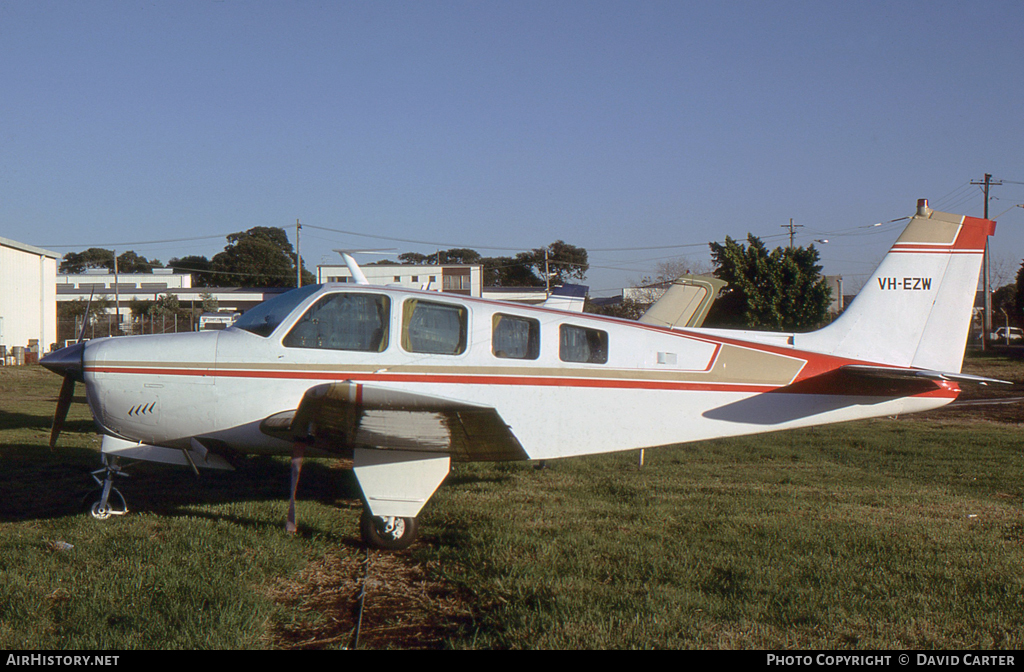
left=84, top=364, right=958, bottom=399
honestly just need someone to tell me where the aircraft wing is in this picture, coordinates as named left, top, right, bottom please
left=840, top=364, right=1012, bottom=386
left=260, top=381, right=529, bottom=462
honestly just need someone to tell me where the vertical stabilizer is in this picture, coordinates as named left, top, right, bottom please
left=796, top=200, right=995, bottom=372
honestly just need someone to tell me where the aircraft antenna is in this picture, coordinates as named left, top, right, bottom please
left=331, top=248, right=394, bottom=285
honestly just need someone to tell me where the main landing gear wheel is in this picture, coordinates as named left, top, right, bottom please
left=360, top=510, right=419, bottom=551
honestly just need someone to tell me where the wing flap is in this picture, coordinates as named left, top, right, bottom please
left=259, top=382, right=528, bottom=462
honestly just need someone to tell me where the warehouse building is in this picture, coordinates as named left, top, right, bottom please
left=316, top=263, right=483, bottom=295
left=0, top=236, right=59, bottom=359
left=55, top=269, right=289, bottom=335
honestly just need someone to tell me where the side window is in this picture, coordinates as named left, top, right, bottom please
left=492, top=313, right=540, bottom=360
left=559, top=324, right=608, bottom=364
left=283, top=293, right=390, bottom=352
left=402, top=299, right=468, bottom=355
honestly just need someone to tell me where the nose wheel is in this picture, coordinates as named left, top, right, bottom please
left=84, top=457, right=129, bottom=520
left=360, top=510, right=419, bottom=551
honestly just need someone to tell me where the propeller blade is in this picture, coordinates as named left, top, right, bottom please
left=41, top=341, right=86, bottom=448
left=50, top=375, right=76, bottom=448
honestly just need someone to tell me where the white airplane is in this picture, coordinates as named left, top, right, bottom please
left=42, top=200, right=1006, bottom=550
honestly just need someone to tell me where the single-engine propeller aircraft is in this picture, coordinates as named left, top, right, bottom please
left=42, top=200, right=1007, bottom=549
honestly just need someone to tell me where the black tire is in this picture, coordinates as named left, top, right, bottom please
left=360, top=510, right=419, bottom=551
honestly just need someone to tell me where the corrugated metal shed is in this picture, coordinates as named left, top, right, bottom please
left=0, top=235, right=60, bottom=355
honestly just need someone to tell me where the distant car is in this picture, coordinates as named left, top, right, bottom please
left=989, top=327, right=1024, bottom=343
left=199, top=312, right=240, bottom=331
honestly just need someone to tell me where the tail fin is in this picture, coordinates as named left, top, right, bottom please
left=796, top=200, right=995, bottom=372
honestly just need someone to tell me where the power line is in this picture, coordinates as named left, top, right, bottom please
left=303, top=222, right=721, bottom=253
left=41, top=232, right=234, bottom=249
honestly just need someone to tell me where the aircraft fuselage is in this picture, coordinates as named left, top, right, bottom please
left=80, top=284, right=956, bottom=463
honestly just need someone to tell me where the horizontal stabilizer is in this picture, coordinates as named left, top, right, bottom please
left=542, top=284, right=588, bottom=313
left=639, top=275, right=727, bottom=328
left=841, top=364, right=1012, bottom=386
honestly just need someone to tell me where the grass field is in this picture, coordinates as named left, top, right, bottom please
left=1, top=355, right=1023, bottom=649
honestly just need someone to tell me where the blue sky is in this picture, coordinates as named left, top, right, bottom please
left=3, top=0, right=1023, bottom=296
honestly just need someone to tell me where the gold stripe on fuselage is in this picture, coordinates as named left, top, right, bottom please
left=90, top=343, right=807, bottom=388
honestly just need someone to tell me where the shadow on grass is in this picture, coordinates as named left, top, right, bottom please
left=0, top=409, right=79, bottom=432
left=0, top=437, right=365, bottom=534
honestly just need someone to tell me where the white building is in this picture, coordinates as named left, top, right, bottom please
left=56, top=269, right=290, bottom=331
left=0, top=236, right=59, bottom=355
left=315, top=263, right=569, bottom=306
left=316, top=263, right=483, bottom=296
left=59, top=267, right=193, bottom=294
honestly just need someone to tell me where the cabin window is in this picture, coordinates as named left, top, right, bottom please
left=234, top=284, right=322, bottom=337
left=492, top=313, right=540, bottom=360
left=559, top=324, right=608, bottom=364
left=283, top=293, right=390, bottom=352
left=402, top=299, right=467, bottom=355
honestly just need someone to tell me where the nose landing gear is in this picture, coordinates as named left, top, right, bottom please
left=84, top=456, right=129, bottom=520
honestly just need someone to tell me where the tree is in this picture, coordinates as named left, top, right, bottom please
left=209, top=226, right=314, bottom=288
left=397, top=252, right=429, bottom=265
left=116, top=251, right=162, bottom=273
left=705, top=235, right=832, bottom=331
left=437, top=248, right=483, bottom=265
left=59, top=248, right=161, bottom=273
left=58, top=295, right=112, bottom=322
left=1012, top=261, right=1024, bottom=326
left=584, top=297, right=649, bottom=320
left=993, top=282, right=1019, bottom=332
left=200, top=292, right=219, bottom=313
left=533, top=240, right=589, bottom=286
left=169, top=255, right=217, bottom=287
left=481, top=241, right=589, bottom=287
left=392, top=242, right=589, bottom=288
left=397, top=248, right=484, bottom=266
left=482, top=253, right=545, bottom=287
left=59, top=248, right=114, bottom=273
left=149, top=293, right=180, bottom=319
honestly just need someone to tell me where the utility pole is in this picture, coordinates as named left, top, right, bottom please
left=971, top=174, right=1002, bottom=350
left=295, top=219, right=302, bottom=288
left=544, top=248, right=550, bottom=297
left=782, top=218, right=803, bottom=248
left=113, top=250, right=120, bottom=337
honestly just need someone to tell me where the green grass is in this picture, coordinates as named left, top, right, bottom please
left=0, top=366, right=364, bottom=649
left=424, top=422, right=1024, bottom=648
left=2, top=364, right=1024, bottom=648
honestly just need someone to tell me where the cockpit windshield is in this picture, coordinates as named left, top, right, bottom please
left=233, top=284, right=322, bottom=337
